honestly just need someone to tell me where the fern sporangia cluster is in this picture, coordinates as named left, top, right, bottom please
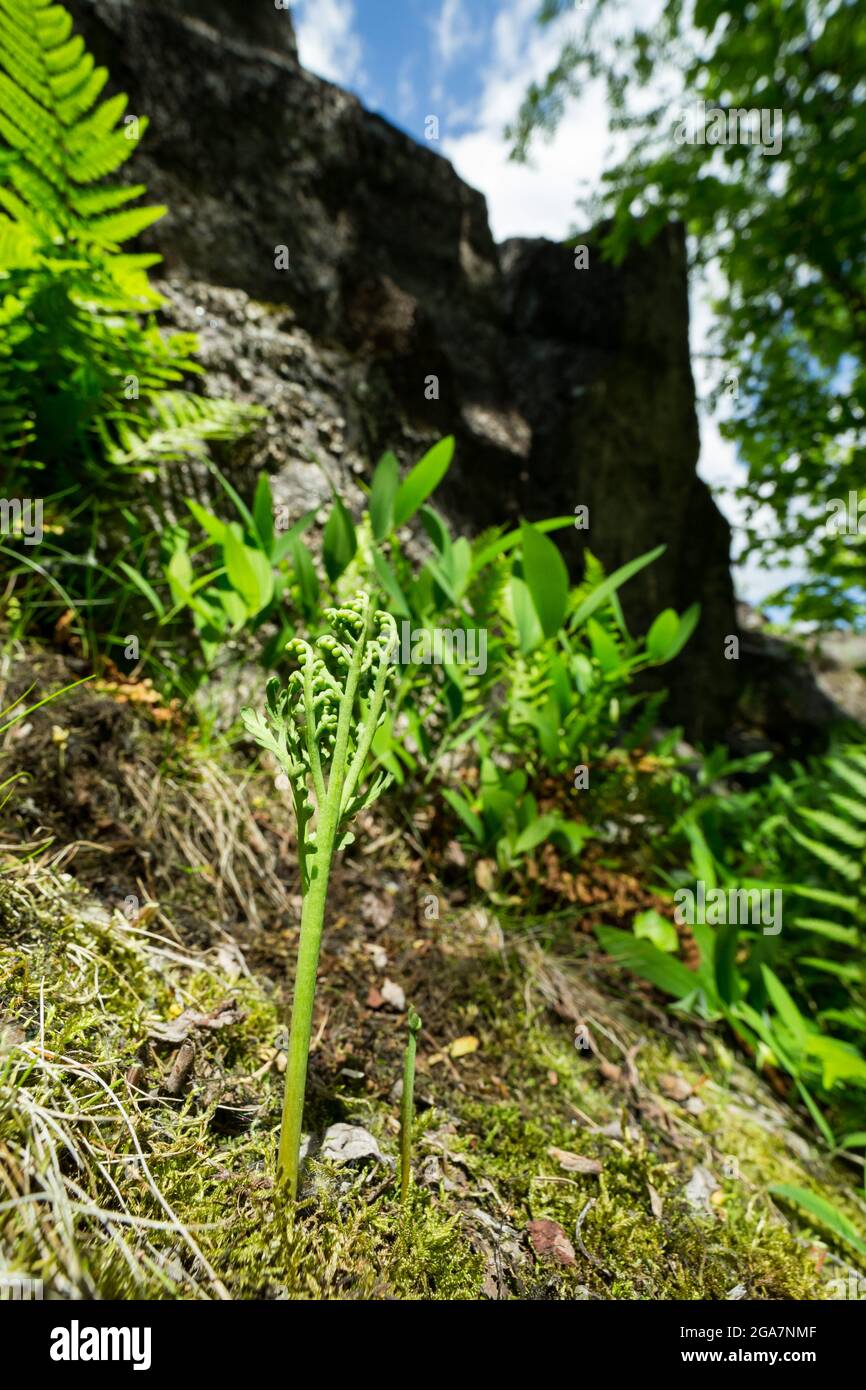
left=0, top=0, right=257, bottom=480
left=242, top=593, right=398, bottom=1195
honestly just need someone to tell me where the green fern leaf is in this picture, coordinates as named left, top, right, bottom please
left=827, top=757, right=866, bottom=801
left=787, top=825, right=861, bottom=882
left=798, top=806, right=866, bottom=850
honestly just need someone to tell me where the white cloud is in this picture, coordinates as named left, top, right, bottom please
left=433, top=0, right=476, bottom=68
left=293, top=0, right=365, bottom=88
left=441, top=0, right=607, bottom=240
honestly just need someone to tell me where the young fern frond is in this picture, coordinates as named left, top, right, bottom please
left=242, top=593, right=398, bottom=1197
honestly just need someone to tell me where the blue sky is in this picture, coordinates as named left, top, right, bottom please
left=289, top=0, right=793, bottom=608
left=290, top=0, right=610, bottom=242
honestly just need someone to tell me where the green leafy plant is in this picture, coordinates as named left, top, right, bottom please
left=443, top=734, right=592, bottom=874
left=510, top=0, right=866, bottom=627
left=598, top=742, right=866, bottom=1153
left=400, top=1006, right=422, bottom=1203
left=241, top=593, right=397, bottom=1197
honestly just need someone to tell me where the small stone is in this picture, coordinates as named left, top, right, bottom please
left=526, top=1218, right=577, bottom=1267
left=444, top=840, right=467, bottom=868
left=381, top=979, right=406, bottom=1011
left=684, top=1165, right=719, bottom=1214
left=474, top=859, right=496, bottom=892
left=320, top=1123, right=383, bottom=1165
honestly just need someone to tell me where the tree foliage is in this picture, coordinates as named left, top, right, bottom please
left=509, top=0, right=866, bottom=625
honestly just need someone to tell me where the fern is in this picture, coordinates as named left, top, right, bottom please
left=0, top=0, right=259, bottom=481
left=781, top=747, right=866, bottom=1056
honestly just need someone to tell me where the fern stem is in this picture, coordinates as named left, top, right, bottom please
left=400, top=1008, right=422, bottom=1203
left=277, top=809, right=337, bottom=1198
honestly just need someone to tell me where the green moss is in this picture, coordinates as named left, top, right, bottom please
left=1, top=863, right=862, bottom=1300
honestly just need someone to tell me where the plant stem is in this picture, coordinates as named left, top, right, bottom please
left=277, top=822, right=334, bottom=1198
left=277, top=607, right=371, bottom=1199
left=400, top=1008, right=421, bottom=1202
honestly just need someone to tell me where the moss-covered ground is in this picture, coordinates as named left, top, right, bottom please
left=1, top=649, right=865, bottom=1299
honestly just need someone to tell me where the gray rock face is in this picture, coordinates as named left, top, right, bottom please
left=67, top=0, right=740, bottom=738
left=734, top=604, right=866, bottom=749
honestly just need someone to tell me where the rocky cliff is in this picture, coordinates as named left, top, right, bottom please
left=67, top=0, right=740, bottom=739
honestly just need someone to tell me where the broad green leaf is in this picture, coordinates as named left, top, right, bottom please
left=322, top=495, right=357, bottom=582
left=570, top=545, right=665, bottom=630
left=510, top=575, right=544, bottom=654
left=471, top=516, right=573, bottom=574
left=761, top=966, right=809, bottom=1045
left=647, top=604, right=701, bottom=663
left=520, top=522, right=569, bottom=638
left=552, top=821, right=594, bottom=857
left=253, top=473, right=275, bottom=555
left=372, top=551, right=410, bottom=617
left=186, top=500, right=227, bottom=546
left=804, top=1035, right=866, bottom=1089
left=216, top=586, right=247, bottom=630
left=514, top=813, right=561, bottom=856
left=271, top=508, right=319, bottom=563
left=419, top=504, right=452, bottom=556
left=393, top=436, right=455, bottom=528
left=666, top=603, right=700, bottom=660
left=633, top=908, right=678, bottom=953
left=369, top=451, right=400, bottom=540
left=224, top=529, right=274, bottom=614
left=595, top=925, right=701, bottom=1000
left=290, top=538, right=319, bottom=614
left=646, top=608, right=679, bottom=662
left=768, top=1185, right=866, bottom=1259
left=166, top=546, right=194, bottom=603
left=683, top=811, right=717, bottom=889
